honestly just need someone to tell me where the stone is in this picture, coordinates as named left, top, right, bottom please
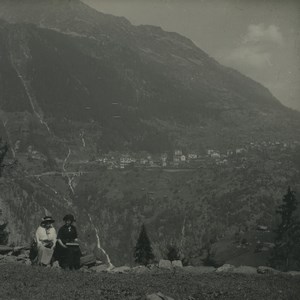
left=16, top=254, right=28, bottom=261
left=287, top=271, right=300, bottom=276
left=24, top=259, right=32, bottom=265
left=171, top=260, right=183, bottom=268
left=146, top=292, right=174, bottom=300
left=52, top=261, right=60, bottom=268
left=90, top=264, right=109, bottom=273
left=2, top=255, right=18, bottom=263
left=216, top=264, right=235, bottom=273
left=232, top=266, right=257, bottom=274
left=80, top=254, right=96, bottom=267
left=0, top=245, right=13, bottom=255
left=257, top=266, right=280, bottom=274
left=158, top=259, right=172, bottom=270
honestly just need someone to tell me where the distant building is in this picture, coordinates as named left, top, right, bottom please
left=188, top=153, right=197, bottom=159
left=235, top=148, right=246, bottom=154
left=174, top=150, right=182, bottom=156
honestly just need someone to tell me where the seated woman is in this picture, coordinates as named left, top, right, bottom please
left=35, top=216, right=57, bottom=266
left=54, top=214, right=81, bottom=270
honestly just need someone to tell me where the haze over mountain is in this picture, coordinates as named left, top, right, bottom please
left=0, top=0, right=299, bottom=266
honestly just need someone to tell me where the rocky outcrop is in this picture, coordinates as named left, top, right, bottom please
left=0, top=245, right=31, bottom=265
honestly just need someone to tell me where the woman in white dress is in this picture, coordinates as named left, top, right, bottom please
left=35, top=216, right=57, bottom=266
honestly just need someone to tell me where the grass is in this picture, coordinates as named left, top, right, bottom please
left=0, top=263, right=299, bottom=299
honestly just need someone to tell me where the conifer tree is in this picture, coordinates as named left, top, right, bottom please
left=0, top=222, right=9, bottom=245
left=0, top=138, right=8, bottom=177
left=270, top=187, right=300, bottom=271
left=134, top=224, right=154, bottom=265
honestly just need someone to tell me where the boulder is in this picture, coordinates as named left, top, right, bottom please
left=171, top=260, right=183, bottom=268
left=287, top=271, right=300, bottom=276
left=158, top=259, right=172, bottom=270
left=80, top=254, right=96, bottom=267
left=16, top=254, right=28, bottom=261
left=232, top=266, right=257, bottom=274
left=90, top=264, right=109, bottom=273
left=146, top=292, right=174, bottom=300
left=0, top=245, right=13, bottom=255
left=52, top=261, right=60, bottom=268
left=257, top=266, right=281, bottom=274
left=1, top=255, right=18, bottom=263
left=216, top=264, right=235, bottom=273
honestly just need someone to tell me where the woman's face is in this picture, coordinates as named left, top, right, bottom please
left=65, top=219, right=72, bottom=226
left=44, top=222, right=52, bottom=228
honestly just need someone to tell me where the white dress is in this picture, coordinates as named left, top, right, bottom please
left=35, top=225, right=57, bottom=265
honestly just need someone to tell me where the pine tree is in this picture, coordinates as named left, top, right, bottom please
left=166, top=244, right=180, bottom=261
left=0, top=222, right=9, bottom=245
left=134, top=224, right=154, bottom=265
left=0, top=138, right=9, bottom=177
left=270, top=187, right=300, bottom=271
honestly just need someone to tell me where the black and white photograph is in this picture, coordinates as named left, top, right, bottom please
left=0, top=0, right=299, bottom=299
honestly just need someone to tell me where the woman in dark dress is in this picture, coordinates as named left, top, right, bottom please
left=54, top=214, right=81, bottom=270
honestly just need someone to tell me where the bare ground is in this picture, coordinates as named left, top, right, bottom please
left=0, top=263, right=299, bottom=300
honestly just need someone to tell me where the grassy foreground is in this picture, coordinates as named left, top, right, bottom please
left=0, top=263, right=299, bottom=299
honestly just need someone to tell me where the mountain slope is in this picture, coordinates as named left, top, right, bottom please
left=0, top=0, right=300, bottom=267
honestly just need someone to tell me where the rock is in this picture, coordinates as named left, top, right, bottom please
left=0, top=245, right=13, bottom=255
left=90, top=264, right=109, bottom=273
left=109, top=266, right=131, bottom=273
left=233, top=266, right=257, bottom=274
left=95, top=260, right=103, bottom=266
left=52, top=261, right=60, bottom=268
left=146, top=292, right=174, bottom=300
left=287, top=271, right=300, bottom=276
left=158, top=259, right=172, bottom=270
left=24, top=259, right=32, bottom=265
left=257, top=266, right=281, bottom=274
left=80, top=254, right=96, bottom=267
left=171, top=260, right=183, bottom=268
left=16, top=254, right=28, bottom=261
left=1, top=255, right=18, bottom=263
left=216, top=264, right=235, bottom=273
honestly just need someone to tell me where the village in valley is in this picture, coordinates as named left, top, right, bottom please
left=17, top=139, right=300, bottom=174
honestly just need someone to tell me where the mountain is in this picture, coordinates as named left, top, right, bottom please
left=0, top=0, right=300, bottom=267
left=0, top=0, right=299, bottom=152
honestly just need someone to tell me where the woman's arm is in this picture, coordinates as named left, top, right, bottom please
left=35, top=227, right=44, bottom=246
left=57, top=238, right=67, bottom=248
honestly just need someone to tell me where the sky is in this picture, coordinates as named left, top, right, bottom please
left=82, top=0, right=300, bottom=111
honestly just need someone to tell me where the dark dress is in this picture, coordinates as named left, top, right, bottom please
left=54, top=224, right=81, bottom=269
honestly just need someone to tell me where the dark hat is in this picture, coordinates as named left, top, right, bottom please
left=41, top=216, right=55, bottom=224
left=63, top=214, right=75, bottom=222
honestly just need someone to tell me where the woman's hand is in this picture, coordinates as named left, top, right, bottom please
left=58, top=239, right=68, bottom=248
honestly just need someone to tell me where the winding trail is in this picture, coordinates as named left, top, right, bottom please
left=88, top=213, right=114, bottom=269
